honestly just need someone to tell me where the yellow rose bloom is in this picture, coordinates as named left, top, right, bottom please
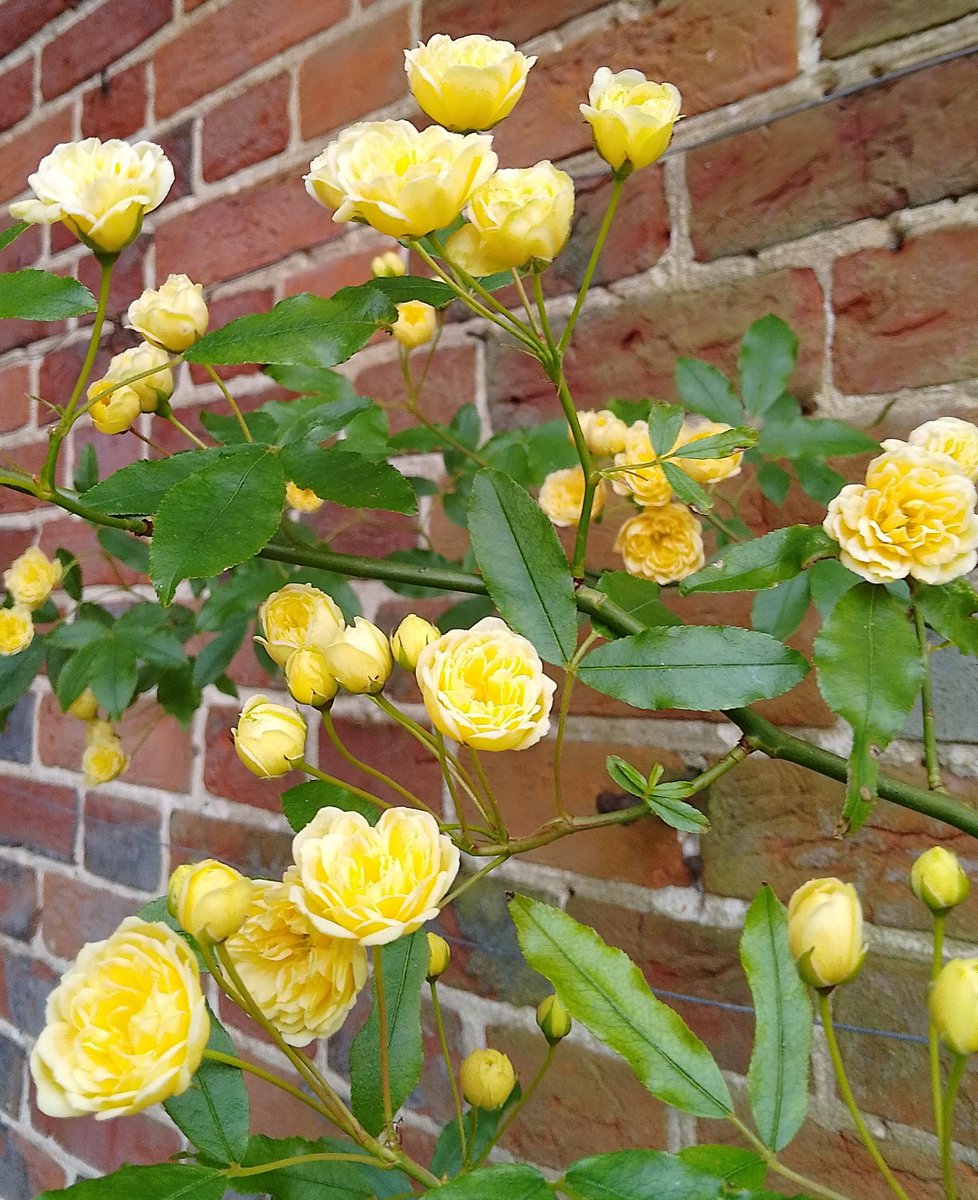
left=81, top=720, right=128, bottom=787
left=538, top=466, right=605, bottom=527
left=415, top=615, right=557, bottom=751
left=674, top=419, right=743, bottom=485
left=907, top=418, right=978, bottom=482
left=284, top=645, right=339, bottom=707
left=787, top=878, right=867, bottom=990
left=459, top=1048, right=516, bottom=1110
left=614, top=505, right=705, bottom=584
left=87, top=381, right=141, bottom=435
left=4, top=546, right=62, bottom=610
left=290, top=806, right=460, bottom=946
left=391, top=300, right=438, bottom=350
left=444, top=162, right=574, bottom=274
left=0, top=606, right=34, bottom=656
left=231, top=695, right=307, bottom=778
left=285, top=481, right=325, bottom=513
left=226, top=877, right=367, bottom=1046
left=577, top=409, right=628, bottom=457
left=167, top=859, right=253, bottom=944
left=102, top=343, right=174, bottom=413
left=611, top=421, right=672, bottom=507
left=930, top=958, right=978, bottom=1055
left=581, top=68, right=682, bottom=173
left=404, top=34, right=536, bottom=132
left=823, top=444, right=978, bottom=584
left=30, top=917, right=209, bottom=1119
left=304, top=120, right=497, bottom=240
left=10, top=138, right=174, bottom=253
left=256, top=583, right=345, bottom=666
left=127, top=273, right=209, bottom=352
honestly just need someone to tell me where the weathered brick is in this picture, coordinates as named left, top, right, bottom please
left=33, top=1106, right=182, bottom=1175
left=0, top=775, right=77, bottom=862
left=240, top=1063, right=335, bottom=1141
left=203, top=704, right=296, bottom=813
left=0, top=59, right=33, bottom=135
left=169, top=808, right=293, bottom=879
left=0, top=106, right=73, bottom=204
left=421, top=0, right=606, bottom=43
left=0, top=859, right=38, bottom=941
left=81, top=62, right=148, bottom=140
left=0, top=364, right=32, bottom=433
left=0, top=1029, right=26, bottom=1118
left=833, top=226, right=978, bottom=395
left=41, top=871, right=137, bottom=960
left=819, top=0, right=978, bottom=57
left=203, top=73, right=290, bottom=182
left=0, top=0, right=71, bottom=59
left=84, top=791, right=161, bottom=891
left=154, top=0, right=348, bottom=118
left=0, top=1128, right=67, bottom=1199
left=317, top=714, right=444, bottom=808
left=41, top=0, right=169, bottom=100
left=687, top=57, right=978, bottom=261
left=0, top=952, right=57, bottom=1036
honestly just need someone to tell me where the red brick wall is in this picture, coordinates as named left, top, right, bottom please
left=2, top=2, right=978, bottom=1195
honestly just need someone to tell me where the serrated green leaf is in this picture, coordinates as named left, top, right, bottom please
left=645, top=784, right=710, bottom=833
left=579, top=626, right=808, bottom=712
left=185, top=289, right=397, bottom=367
left=738, top=315, right=798, bottom=416
left=467, top=470, right=577, bottom=665
left=511, top=896, right=732, bottom=1117
left=55, top=548, right=82, bottom=601
left=796, top=458, right=845, bottom=505
left=661, top=459, right=713, bottom=509
left=281, top=779, right=381, bottom=831
left=235, top=1135, right=410, bottom=1198
left=280, top=444, right=416, bottom=514
left=759, top=416, right=878, bottom=461
left=741, top=886, right=811, bottom=1150
left=669, top=426, right=758, bottom=461
left=200, top=409, right=277, bottom=445
left=38, top=1165, right=225, bottom=1200
left=681, top=526, right=837, bottom=594
left=675, top=357, right=743, bottom=425
left=156, top=663, right=202, bottom=728
left=265, top=363, right=362, bottom=399
left=751, top=573, right=811, bottom=641
left=0, top=270, right=95, bottom=319
left=606, top=754, right=649, bottom=797
left=56, top=633, right=137, bottom=718
left=808, top=558, right=860, bottom=617
left=563, top=1150, right=737, bottom=1200
left=74, top=442, right=99, bottom=493
left=369, top=275, right=457, bottom=307
left=151, top=446, right=285, bottom=604
left=914, top=579, right=978, bottom=656
left=425, top=1165, right=551, bottom=1200
left=0, top=637, right=44, bottom=720
left=677, top=1145, right=767, bottom=1188
left=647, top=402, right=684, bottom=455
left=344, top=402, right=390, bottom=458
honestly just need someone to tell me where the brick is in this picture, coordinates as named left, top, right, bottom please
left=203, top=73, right=290, bottom=182
left=316, top=714, right=444, bottom=808
left=819, top=0, right=978, bottom=57
left=0, top=364, right=32, bottom=433
left=299, top=6, right=410, bottom=140
left=0, top=0, right=72, bottom=59
left=0, top=860, right=38, bottom=941
left=156, top=174, right=343, bottom=286
left=0, top=221, right=43, bottom=271
left=41, top=0, right=169, bottom=100
left=81, top=62, right=148, bottom=140
left=0, top=775, right=77, bottom=862
left=33, top=1106, right=182, bottom=1175
left=0, top=1129, right=67, bottom=1199
left=0, top=693, right=35, bottom=765
left=0, top=1030, right=25, bottom=1118
left=282, top=241, right=388, bottom=298
left=41, top=871, right=137, bottom=960
left=492, top=0, right=797, bottom=166
left=421, top=0, right=606, bottom=43
left=352, top=343, right=479, bottom=435
left=833, top=227, right=978, bottom=395
left=687, top=57, right=978, bottom=261
left=154, top=0, right=348, bottom=118
left=203, top=704, right=296, bottom=813
left=0, top=106, right=73, bottom=204
left=187, top=287, right=275, bottom=383
left=0, top=952, right=57, bottom=1036
left=159, top=119, right=194, bottom=202
left=84, top=791, right=161, bottom=890
left=0, top=59, right=33, bottom=135
left=169, top=809, right=294, bottom=879
left=0, top=441, right=47, bottom=512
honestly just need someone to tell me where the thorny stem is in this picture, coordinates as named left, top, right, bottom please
left=914, top=598, right=946, bottom=791
left=399, top=348, right=488, bottom=469
left=204, top=363, right=252, bottom=442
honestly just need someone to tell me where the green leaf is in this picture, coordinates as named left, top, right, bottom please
left=430, top=1087, right=522, bottom=1177
left=0, top=222, right=28, bottom=254
left=578, top=626, right=808, bottom=712
left=808, top=557, right=860, bottom=617
left=467, top=470, right=577, bottom=665
left=751, top=573, right=811, bottom=641
left=0, top=270, right=95, bottom=320
left=759, top=416, right=878, bottom=461
left=273, top=392, right=372, bottom=446
left=425, top=1165, right=551, bottom=1200
left=0, top=637, right=44, bottom=723
left=55, top=548, right=82, bottom=602
left=156, top=663, right=202, bottom=728
left=370, top=274, right=457, bottom=307
left=510, top=896, right=732, bottom=1117
left=661, top=459, right=713, bottom=510
left=647, top=402, right=684, bottom=455
left=235, top=1135, right=410, bottom=1198
left=280, top=444, right=416, bottom=514
left=605, top=756, right=708, bottom=833
left=151, top=445, right=286, bottom=604
left=677, top=1146, right=767, bottom=1188
left=563, top=1150, right=738, bottom=1200
left=84, top=451, right=227, bottom=515
left=796, top=458, right=845, bottom=505
left=164, top=1006, right=249, bottom=1164
left=914, top=579, right=978, bottom=656
left=56, top=633, right=137, bottom=718
left=281, top=779, right=381, bottom=830
left=675, top=358, right=742, bottom=425
left=192, top=616, right=249, bottom=688
left=669, top=427, right=758, bottom=461
left=74, top=441, right=99, bottom=493
left=741, top=886, right=811, bottom=1151
left=97, top=526, right=150, bottom=573
left=200, top=409, right=277, bottom=445
left=437, top=594, right=496, bottom=632
left=37, top=1163, right=225, bottom=1200
left=738, top=315, right=798, bottom=416
left=266, top=363, right=363, bottom=399
left=343, top=403, right=390, bottom=458
left=185, top=289, right=397, bottom=367
left=681, top=526, right=836, bottom=594
left=593, top=572, right=682, bottom=635
left=757, top=461, right=791, bottom=505
left=349, top=932, right=427, bottom=1135
left=814, top=583, right=923, bottom=831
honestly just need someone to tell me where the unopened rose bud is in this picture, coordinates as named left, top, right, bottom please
left=391, top=614, right=439, bottom=671
left=285, top=645, right=339, bottom=708
left=391, top=300, right=437, bottom=349
left=104, top=342, right=174, bottom=413
left=536, top=994, right=572, bottom=1044
left=460, top=1048, right=516, bottom=1110
left=285, top=481, right=324, bottom=513
left=127, top=273, right=208, bottom=352
left=4, top=546, right=62, bottom=611
left=167, top=858, right=253, bottom=944
left=231, top=695, right=307, bottom=778
left=577, top=409, right=628, bottom=457
left=787, top=877, right=867, bottom=990
left=256, top=584, right=345, bottom=666
left=426, top=932, right=451, bottom=981
left=911, top=847, right=970, bottom=915
left=371, top=250, right=406, bottom=278
left=67, top=688, right=99, bottom=722
left=87, top=382, right=141, bottom=435
left=81, top=719, right=128, bottom=787
left=322, top=617, right=393, bottom=694
left=0, top=606, right=33, bottom=656
left=930, top=958, right=978, bottom=1055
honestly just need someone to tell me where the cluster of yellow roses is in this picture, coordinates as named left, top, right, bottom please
left=538, top=410, right=743, bottom=584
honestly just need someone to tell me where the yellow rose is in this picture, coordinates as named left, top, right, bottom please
left=404, top=34, right=536, bottom=131
left=167, top=859, right=253, bottom=944
left=102, top=343, right=174, bottom=413
left=614, top=505, right=705, bottom=584
left=285, top=481, right=325, bottom=513
left=290, top=806, right=460, bottom=946
left=444, top=162, right=574, bottom=274
left=577, top=409, right=628, bottom=457
left=823, top=444, right=978, bottom=584
left=415, top=615, right=557, bottom=751
left=536, top=995, right=572, bottom=1044
left=87, top=381, right=141, bottom=435
left=67, top=688, right=99, bottom=722
left=256, top=583, right=345, bottom=666
left=284, top=645, right=339, bottom=707
left=371, top=250, right=406, bottom=278
left=322, top=617, right=393, bottom=695
left=673, top=419, right=743, bottom=485
left=787, top=878, right=867, bottom=990
left=10, top=137, right=174, bottom=253
left=459, top=1049, right=516, bottom=1110
left=910, top=846, right=970, bottom=914
left=0, top=606, right=33, bottom=656
left=907, top=418, right=978, bottom=482
left=611, top=421, right=672, bottom=507
left=127, top=273, right=209, bottom=352
left=231, top=695, right=307, bottom=778
left=82, top=720, right=128, bottom=787
left=930, top=959, right=978, bottom=1055
left=305, top=120, right=497, bottom=240
left=581, top=68, right=682, bottom=173
left=538, top=466, right=605, bottom=528
left=391, top=300, right=438, bottom=350
left=225, top=877, right=367, bottom=1046
left=29, top=917, right=208, bottom=1118
left=391, top=614, right=440, bottom=671
left=426, top=932, right=451, bottom=981
left=4, top=546, right=62, bottom=610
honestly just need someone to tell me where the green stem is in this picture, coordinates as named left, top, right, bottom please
left=472, top=1043, right=556, bottom=1169
left=914, top=599, right=946, bottom=791
left=166, top=411, right=208, bottom=449
left=727, top=1115, right=856, bottom=1200
left=431, top=981, right=467, bottom=1163
left=930, top=912, right=947, bottom=1146
left=202, top=1049, right=337, bottom=1122
left=941, top=1053, right=967, bottom=1200
left=468, top=746, right=506, bottom=837
left=552, top=369, right=597, bottom=580
left=558, top=174, right=624, bottom=354
left=296, top=759, right=392, bottom=809
left=697, top=505, right=744, bottom=543
left=442, top=854, right=508, bottom=906
left=228, top=1151, right=385, bottom=1178
left=400, top=349, right=489, bottom=468
left=321, top=710, right=431, bottom=812
left=532, top=271, right=557, bottom=357
left=204, top=363, right=252, bottom=442
left=373, top=945, right=394, bottom=1130
left=510, top=269, right=541, bottom=336
left=818, top=991, right=910, bottom=1200
left=428, top=233, right=538, bottom=344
